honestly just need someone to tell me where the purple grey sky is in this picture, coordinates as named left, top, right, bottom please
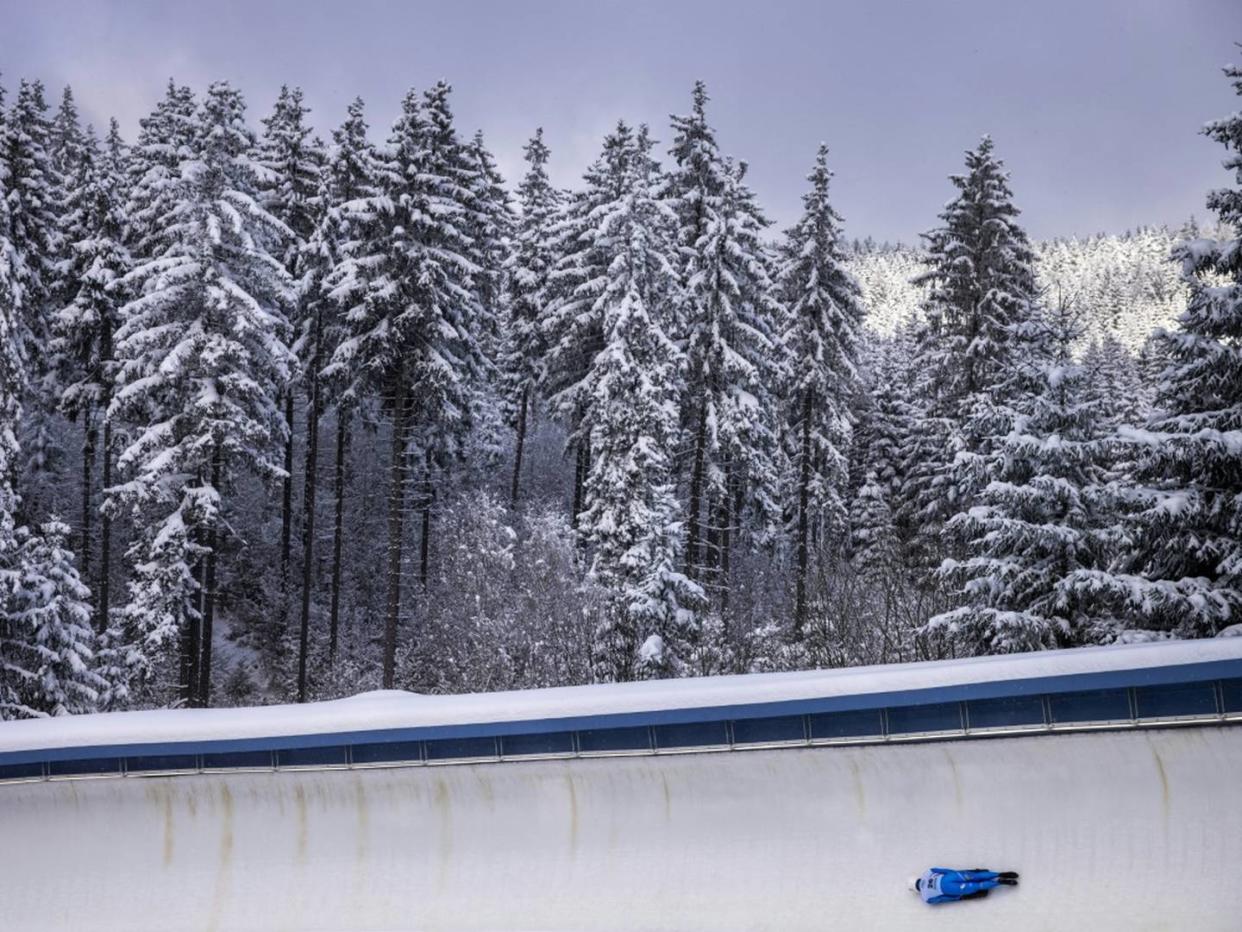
left=2, top=0, right=1240, bottom=242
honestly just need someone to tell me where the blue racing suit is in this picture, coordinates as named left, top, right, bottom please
left=917, top=868, right=1002, bottom=904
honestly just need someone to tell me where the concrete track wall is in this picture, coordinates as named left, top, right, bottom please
left=2, top=726, right=1238, bottom=931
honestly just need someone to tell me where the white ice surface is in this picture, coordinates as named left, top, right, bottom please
left=2, top=725, right=1238, bottom=931
left=3, top=638, right=1239, bottom=754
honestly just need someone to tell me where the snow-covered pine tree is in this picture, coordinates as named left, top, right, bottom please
left=0, top=139, right=29, bottom=717
left=326, top=84, right=486, bottom=688
left=668, top=81, right=725, bottom=583
left=579, top=126, right=705, bottom=681
left=314, top=97, right=378, bottom=669
left=257, top=85, right=324, bottom=699
left=503, top=127, right=559, bottom=504
left=124, top=80, right=198, bottom=262
left=455, top=128, right=510, bottom=487
left=780, top=145, right=865, bottom=638
left=5, top=79, right=62, bottom=513
left=929, top=300, right=1116, bottom=653
left=2, top=519, right=104, bottom=717
left=542, top=122, right=636, bottom=531
left=4, top=79, right=58, bottom=362
left=1, top=148, right=109, bottom=718
left=51, top=121, right=130, bottom=631
left=1079, top=334, right=1151, bottom=486
left=464, top=128, right=511, bottom=362
left=858, top=328, right=915, bottom=509
left=1082, top=335, right=1150, bottom=436
left=48, top=85, right=88, bottom=312
left=1077, top=59, right=1242, bottom=636
left=669, top=83, right=784, bottom=603
left=49, top=85, right=86, bottom=179
left=1081, top=333, right=1148, bottom=451
left=850, top=470, right=900, bottom=580
left=259, top=85, right=321, bottom=650
left=908, top=137, right=1039, bottom=562
left=411, top=83, right=493, bottom=591
left=112, top=81, right=293, bottom=706
left=259, top=86, right=320, bottom=270
left=850, top=328, right=919, bottom=581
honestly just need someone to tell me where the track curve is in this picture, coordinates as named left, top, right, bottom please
left=3, top=724, right=1238, bottom=931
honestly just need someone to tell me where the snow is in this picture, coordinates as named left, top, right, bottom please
left=1, top=723, right=1238, bottom=931
left=638, top=632, right=666, bottom=664
left=2, top=638, right=1238, bottom=754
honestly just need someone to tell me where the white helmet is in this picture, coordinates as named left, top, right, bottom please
left=907, top=876, right=921, bottom=893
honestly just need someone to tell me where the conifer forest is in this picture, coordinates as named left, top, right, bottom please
left=1, top=53, right=1240, bottom=719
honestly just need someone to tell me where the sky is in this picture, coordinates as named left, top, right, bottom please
left=1, top=0, right=1240, bottom=243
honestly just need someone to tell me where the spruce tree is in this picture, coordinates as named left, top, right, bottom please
left=851, top=330, right=917, bottom=579
left=52, top=121, right=130, bottom=632
left=579, top=126, right=704, bottom=681
left=125, top=80, right=198, bottom=262
left=0, top=153, right=107, bottom=718
left=412, top=83, right=493, bottom=590
left=5, top=78, right=58, bottom=363
left=910, top=136, right=1039, bottom=539
left=112, top=81, right=293, bottom=706
left=314, top=97, right=378, bottom=669
left=4, top=519, right=103, bottom=717
left=49, top=85, right=86, bottom=180
left=0, top=140, right=30, bottom=716
left=5, top=79, right=61, bottom=513
left=780, top=145, right=865, bottom=637
left=670, top=83, right=783, bottom=600
left=1081, top=60, right=1242, bottom=635
left=452, top=129, right=509, bottom=508
left=326, top=84, right=485, bottom=688
left=464, top=128, right=511, bottom=361
left=503, top=128, right=559, bottom=504
left=48, top=85, right=88, bottom=314
left=543, top=122, right=635, bottom=531
left=930, top=301, right=1116, bottom=653
left=850, top=471, right=900, bottom=581
left=259, top=85, right=321, bottom=651
left=1080, top=335, right=1151, bottom=478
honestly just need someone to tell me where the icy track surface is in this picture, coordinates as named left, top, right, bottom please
left=3, top=725, right=1239, bottom=931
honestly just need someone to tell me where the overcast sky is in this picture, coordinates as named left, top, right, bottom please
left=2, top=0, right=1240, bottom=242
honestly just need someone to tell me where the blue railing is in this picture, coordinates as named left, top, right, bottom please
left=2, top=664, right=1240, bottom=784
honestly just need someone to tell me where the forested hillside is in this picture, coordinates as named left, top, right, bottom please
left=848, top=223, right=1223, bottom=350
left=0, top=62, right=1238, bottom=717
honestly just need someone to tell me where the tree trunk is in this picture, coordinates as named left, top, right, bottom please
left=510, top=384, right=529, bottom=506
left=199, top=446, right=222, bottom=707
left=328, top=409, right=349, bottom=668
left=296, top=345, right=322, bottom=702
left=419, top=452, right=433, bottom=590
left=382, top=389, right=412, bottom=689
left=279, top=390, right=295, bottom=627
left=572, top=434, right=590, bottom=538
left=81, top=409, right=95, bottom=586
left=97, top=318, right=114, bottom=636
left=719, top=468, right=735, bottom=615
left=684, top=401, right=707, bottom=580
left=704, top=492, right=721, bottom=588
left=794, top=391, right=814, bottom=637
left=187, top=523, right=204, bottom=708
left=180, top=605, right=197, bottom=707
left=572, top=438, right=586, bottom=528
left=97, top=413, right=112, bottom=635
